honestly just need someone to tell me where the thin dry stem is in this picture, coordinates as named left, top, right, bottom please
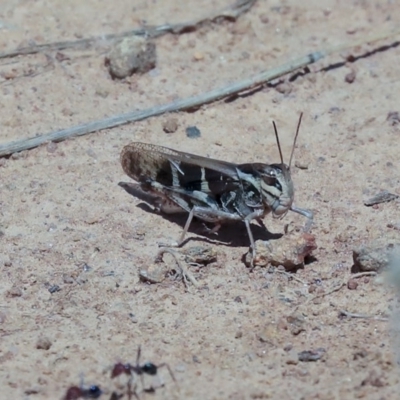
left=0, top=29, right=399, bottom=156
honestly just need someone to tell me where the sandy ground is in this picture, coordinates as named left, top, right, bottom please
left=1, top=0, right=400, bottom=399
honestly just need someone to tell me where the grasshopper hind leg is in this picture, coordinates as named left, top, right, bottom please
left=157, top=208, right=196, bottom=248
left=158, top=206, right=243, bottom=248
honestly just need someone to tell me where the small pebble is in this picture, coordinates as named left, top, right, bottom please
left=129, top=313, right=138, bottom=323
left=106, top=36, right=156, bottom=79
left=36, top=337, right=52, bottom=350
left=235, top=331, right=243, bottom=339
left=193, top=52, right=204, bottom=61
left=86, top=148, right=97, bottom=159
left=192, top=355, right=201, bottom=363
left=48, top=285, right=61, bottom=294
left=345, top=70, right=356, bottom=83
left=11, top=152, right=24, bottom=160
left=283, top=343, right=293, bottom=352
left=234, top=296, right=242, bottom=303
left=257, top=323, right=281, bottom=345
left=46, top=142, right=57, bottom=153
left=7, top=286, right=22, bottom=297
left=275, top=82, right=292, bottom=95
left=175, top=364, right=186, bottom=373
left=295, top=160, right=309, bottom=170
left=259, top=13, right=269, bottom=23
left=2, top=255, right=11, bottom=266
left=95, top=87, right=109, bottom=98
left=186, top=126, right=201, bottom=138
left=298, top=348, right=326, bottom=362
left=55, top=52, right=69, bottom=62
left=364, top=190, right=398, bottom=206
left=286, top=350, right=299, bottom=365
left=245, top=232, right=317, bottom=270
left=352, top=243, right=390, bottom=273
left=347, top=279, right=358, bottom=290
left=63, top=275, right=74, bottom=284
left=387, top=111, right=400, bottom=126
left=287, top=313, right=306, bottom=336
left=162, top=117, right=178, bottom=133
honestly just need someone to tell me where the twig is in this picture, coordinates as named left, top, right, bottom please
left=339, top=310, right=388, bottom=321
left=0, top=0, right=256, bottom=60
left=156, top=248, right=200, bottom=289
left=351, top=271, right=378, bottom=279
left=309, top=282, right=346, bottom=303
left=1, top=29, right=400, bottom=157
left=306, top=271, right=379, bottom=304
left=275, top=269, right=308, bottom=285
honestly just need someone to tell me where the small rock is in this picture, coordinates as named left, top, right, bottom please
left=11, top=152, right=24, bottom=160
left=352, top=243, right=391, bottom=273
left=162, top=117, right=178, bottom=133
left=361, top=370, right=385, bottom=387
left=192, top=355, right=201, bottom=363
left=364, top=190, right=398, bottom=206
left=182, top=245, right=217, bottom=265
left=283, top=343, right=293, bottom=352
left=193, top=52, right=204, bottom=61
left=46, top=142, right=57, bottom=153
left=275, top=82, right=292, bottom=95
left=55, top=52, right=69, bottom=62
left=95, top=87, right=109, bottom=98
left=129, top=313, right=138, bottom=323
left=48, top=284, right=61, bottom=294
left=245, top=232, right=317, bottom=270
left=257, top=323, right=281, bottom=345
left=36, top=337, right=52, bottom=350
left=7, top=286, right=22, bottom=297
left=63, top=274, right=74, bottom=284
left=259, top=13, right=269, bottom=24
left=387, top=111, right=400, bottom=126
left=347, top=279, right=358, bottom=290
left=235, top=331, right=243, bottom=339
left=345, top=70, right=356, bottom=83
left=294, top=160, right=309, bottom=169
left=234, top=296, right=242, bottom=303
left=175, top=364, right=186, bottom=373
left=105, top=36, right=156, bottom=79
left=186, top=126, right=201, bottom=138
left=286, top=350, right=299, bottom=365
left=298, top=348, right=326, bottom=362
left=139, top=263, right=166, bottom=284
left=340, top=51, right=355, bottom=62
left=2, top=255, right=11, bottom=266
left=287, top=313, right=306, bottom=336
left=86, top=148, right=97, bottom=160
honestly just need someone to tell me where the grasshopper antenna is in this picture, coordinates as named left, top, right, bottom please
left=288, top=112, right=303, bottom=169
left=272, top=121, right=284, bottom=165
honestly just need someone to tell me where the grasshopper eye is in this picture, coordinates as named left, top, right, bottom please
left=261, top=174, right=281, bottom=191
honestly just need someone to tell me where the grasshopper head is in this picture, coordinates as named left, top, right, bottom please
left=260, top=112, right=303, bottom=218
left=259, top=163, right=294, bottom=217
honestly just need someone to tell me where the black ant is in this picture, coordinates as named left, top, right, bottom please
left=63, top=383, right=102, bottom=400
left=110, top=345, right=176, bottom=399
